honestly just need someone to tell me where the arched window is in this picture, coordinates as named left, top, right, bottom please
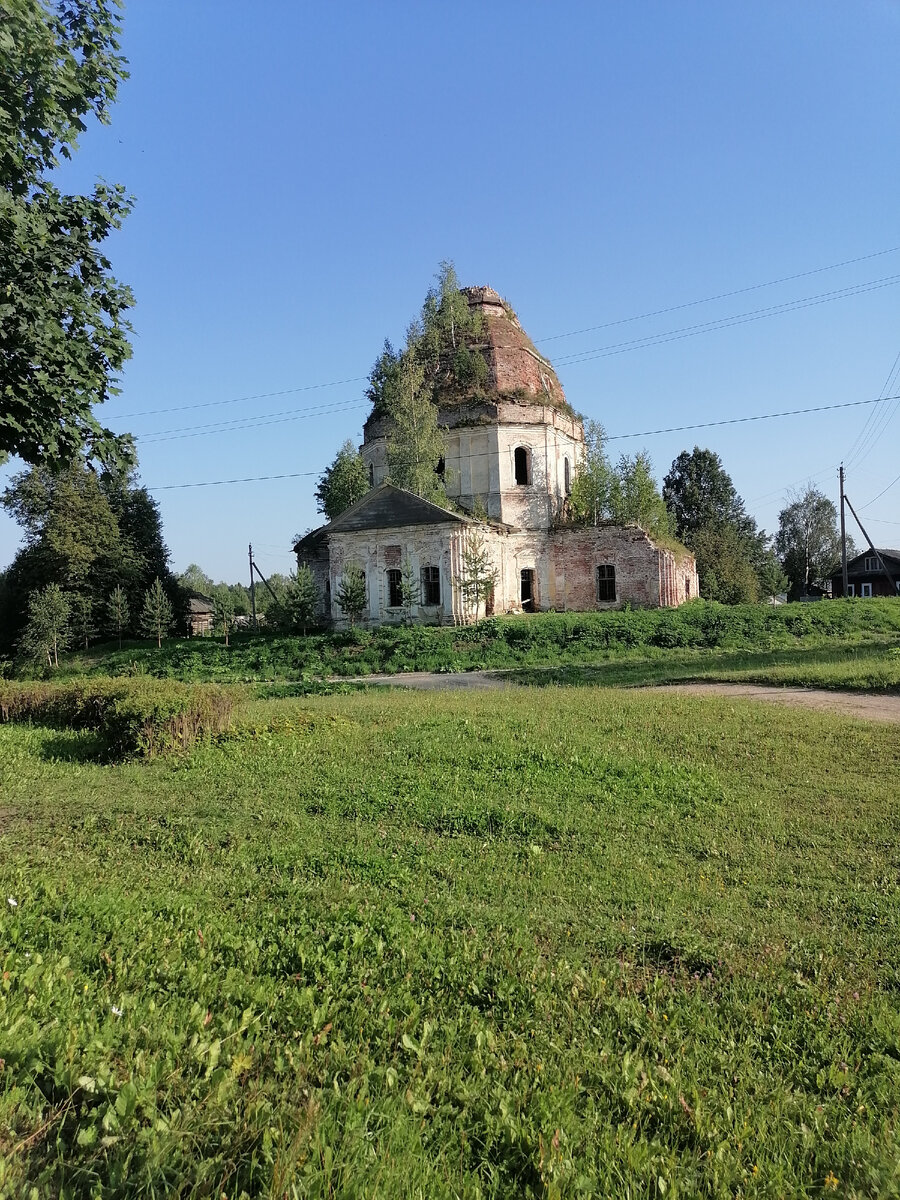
left=514, top=446, right=531, bottom=486
left=564, top=456, right=571, bottom=495
left=368, top=462, right=375, bottom=486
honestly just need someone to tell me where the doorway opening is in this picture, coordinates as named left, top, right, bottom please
left=520, top=568, right=535, bottom=611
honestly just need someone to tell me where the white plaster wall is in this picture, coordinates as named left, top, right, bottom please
left=327, top=524, right=458, bottom=627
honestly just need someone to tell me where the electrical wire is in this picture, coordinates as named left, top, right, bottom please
left=113, top=244, right=900, bottom=426
left=553, top=275, right=900, bottom=368
left=146, top=393, right=898, bottom=491
left=535, top=244, right=900, bottom=342
left=860, top=469, right=900, bottom=509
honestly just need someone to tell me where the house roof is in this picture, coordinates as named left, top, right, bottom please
left=841, top=548, right=900, bottom=571
left=187, top=596, right=215, bottom=613
left=293, top=484, right=468, bottom=551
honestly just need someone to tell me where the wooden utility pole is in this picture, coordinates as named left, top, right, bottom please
left=249, top=543, right=257, bottom=631
left=844, top=494, right=898, bottom=594
left=839, top=465, right=849, bottom=599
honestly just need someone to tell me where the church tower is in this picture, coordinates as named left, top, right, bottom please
left=360, top=286, right=584, bottom=530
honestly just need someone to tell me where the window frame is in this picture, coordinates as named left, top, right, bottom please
left=861, top=582, right=873, bottom=598
left=864, top=555, right=878, bottom=572
left=386, top=568, right=403, bottom=609
left=596, top=564, right=616, bottom=603
left=513, top=446, right=532, bottom=486
left=420, top=565, right=441, bottom=606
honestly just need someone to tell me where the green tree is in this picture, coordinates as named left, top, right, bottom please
left=213, top=588, right=235, bottom=646
left=1, top=0, right=135, bottom=471
left=569, top=421, right=614, bottom=525
left=289, top=565, right=319, bottom=635
left=140, top=577, right=174, bottom=647
left=458, top=529, right=498, bottom=623
left=663, top=447, right=772, bottom=602
left=20, top=583, right=70, bottom=667
left=336, top=566, right=367, bottom=627
left=398, top=557, right=421, bottom=625
left=663, top=448, right=751, bottom=542
left=70, top=592, right=97, bottom=649
left=385, top=333, right=447, bottom=504
left=610, top=452, right=672, bottom=539
left=315, top=440, right=370, bottom=520
left=775, top=485, right=845, bottom=599
left=178, top=563, right=215, bottom=595
left=106, top=584, right=129, bottom=648
left=691, top=525, right=760, bottom=605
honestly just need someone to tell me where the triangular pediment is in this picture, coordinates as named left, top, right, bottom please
left=295, top=485, right=467, bottom=548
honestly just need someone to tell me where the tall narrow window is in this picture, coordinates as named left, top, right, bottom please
left=564, top=456, right=571, bottom=495
left=368, top=462, right=375, bottom=486
left=421, top=565, right=441, bottom=606
left=386, top=568, right=402, bottom=608
left=596, top=564, right=616, bottom=603
left=861, top=582, right=873, bottom=598
left=514, top=446, right=531, bottom=486
left=864, top=556, right=878, bottom=572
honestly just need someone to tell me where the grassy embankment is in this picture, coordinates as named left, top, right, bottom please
left=2, top=684, right=900, bottom=1196
left=50, top=597, right=900, bottom=694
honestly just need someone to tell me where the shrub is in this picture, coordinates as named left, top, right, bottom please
left=0, top=678, right=234, bottom=758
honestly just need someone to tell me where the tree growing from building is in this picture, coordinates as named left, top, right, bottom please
left=1, top=0, right=135, bottom=472
left=140, top=578, right=174, bottom=647
left=336, top=566, right=367, bottom=627
left=315, top=440, right=370, bottom=519
left=20, top=584, right=70, bottom=668
left=458, top=529, right=498, bottom=623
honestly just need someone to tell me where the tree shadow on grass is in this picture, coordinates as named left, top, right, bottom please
left=36, top=728, right=108, bottom=764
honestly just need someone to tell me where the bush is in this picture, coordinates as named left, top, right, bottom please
left=0, top=678, right=234, bottom=758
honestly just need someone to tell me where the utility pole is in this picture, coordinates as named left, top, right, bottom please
left=839, top=464, right=849, bottom=599
left=844, top=493, right=898, bottom=595
left=249, top=543, right=257, bottom=631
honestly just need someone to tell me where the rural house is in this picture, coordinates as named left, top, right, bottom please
left=831, top=549, right=900, bottom=598
left=296, top=286, right=697, bottom=626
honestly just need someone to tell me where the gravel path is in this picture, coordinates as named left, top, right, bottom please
left=347, top=670, right=900, bottom=723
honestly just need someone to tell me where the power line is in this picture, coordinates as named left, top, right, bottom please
left=861, top=469, right=900, bottom=509
left=137, top=400, right=368, bottom=443
left=118, top=376, right=367, bottom=419
left=113, top=244, right=900, bottom=426
left=536, top=244, right=900, bottom=342
left=553, top=275, right=900, bottom=368
left=147, top=393, right=899, bottom=491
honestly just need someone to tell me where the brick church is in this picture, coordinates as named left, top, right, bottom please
left=296, top=286, right=697, bottom=626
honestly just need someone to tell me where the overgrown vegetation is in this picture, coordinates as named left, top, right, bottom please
left=0, top=677, right=234, bottom=758
left=45, top=598, right=900, bottom=690
left=2, top=686, right=899, bottom=1194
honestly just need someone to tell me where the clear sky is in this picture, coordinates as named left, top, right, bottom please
left=3, top=0, right=899, bottom=583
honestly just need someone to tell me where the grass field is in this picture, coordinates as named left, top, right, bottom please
left=41, top=598, right=900, bottom=695
left=2, top=685, right=899, bottom=1197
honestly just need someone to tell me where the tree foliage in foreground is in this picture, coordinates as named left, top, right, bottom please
left=140, top=578, right=174, bottom=647
left=1, top=0, right=135, bottom=471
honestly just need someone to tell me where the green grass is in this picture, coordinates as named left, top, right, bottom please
left=30, top=598, right=900, bottom=697
left=2, top=687, right=899, bottom=1196
left=499, top=643, right=900, bottom=693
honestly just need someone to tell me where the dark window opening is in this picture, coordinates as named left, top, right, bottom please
left=520, top=568, right=535, bottom=611
left=436, top=456, right=445, bottom=479
left=514, top=446, right=531, bottom=486
left=864, top=556, right=878, bottom=572
left=386, top=568, right=402, bottom=608
left=685, top=577, right=691, bottom=597
left=368, top=462, right=375, bottom=486
left=421, top=565, right=441, bottom=606
left=597, top=564, right=616, bottom=603
left=564, top=456, right=571, bottom=495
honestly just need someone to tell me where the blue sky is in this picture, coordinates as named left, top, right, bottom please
left=3, top=0, right=899, bottom=582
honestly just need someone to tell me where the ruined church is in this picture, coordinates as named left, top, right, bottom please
left=296, top=286, right=697, bottom=626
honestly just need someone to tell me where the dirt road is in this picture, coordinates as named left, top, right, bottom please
left=349, top=671, right=900, bottom=723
